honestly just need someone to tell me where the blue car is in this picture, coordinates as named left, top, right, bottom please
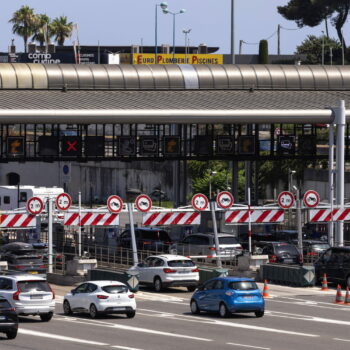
left=190, top=277, right=265, bottom=318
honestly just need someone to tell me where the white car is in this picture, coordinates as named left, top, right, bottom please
left=63, top=280, right=136, bottom=318
left=0, top=274, right=55, bottom=321
left=130, top=255, right=200, bottom=292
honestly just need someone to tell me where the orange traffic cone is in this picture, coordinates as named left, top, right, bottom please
left=334, top=284, right=344, bottom=304
left=262, top=280, right=270, bottom=298
left=344, top=287, right=350, bottom=305
left=320, top=274, right=329, bottom=291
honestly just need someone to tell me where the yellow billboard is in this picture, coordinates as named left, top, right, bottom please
left=132, top=54, right=223, bottom=65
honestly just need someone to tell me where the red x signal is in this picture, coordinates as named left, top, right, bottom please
left=67, top=140, right=77, bottom=151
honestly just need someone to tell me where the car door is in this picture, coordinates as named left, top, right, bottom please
left=195, top=280, right=216, bottom=311
left=0, top=278, right=14, bottom=305
left=139, top=257, right=155, bottom=283
left=325, top=250, right=342, bottom=283
left=84, top=283, right=98, bottom=310
left=206, top=279, right=225, bottom=312
left=70, top=283, right=89, bottom=310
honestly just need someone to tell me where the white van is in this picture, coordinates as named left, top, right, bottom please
left=0, top=186, right=64, bottom=211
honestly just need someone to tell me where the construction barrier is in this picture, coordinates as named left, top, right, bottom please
left=225, top=209, right=284, bottom=224
left=0, top=213, right=36, bottom=228
left=142, top=212, right=201, bottom=226
left=310, top=208, right=350, bottom=222
left=64, top=212, right=120, bottom=226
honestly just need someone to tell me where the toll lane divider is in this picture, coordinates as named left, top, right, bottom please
left=225, top=209, right=284, bottom=224
left=142, top=212, right=201, bottom=225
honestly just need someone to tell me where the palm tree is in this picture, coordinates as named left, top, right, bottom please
left=9, top=5, right=37, bottom=53
left=51, top=16, right=73, bottom=46
left=32, top=14, right=53, bottom=47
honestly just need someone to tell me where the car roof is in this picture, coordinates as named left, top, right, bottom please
left=1, top=242, right=34, bottom=250
left=147, top=254, right=192, bottom=261
left=188, top=233, right=236, bottom=238
left=84, top=280, right=127, bottom=287
left=210, top=277, right=255, bottom=283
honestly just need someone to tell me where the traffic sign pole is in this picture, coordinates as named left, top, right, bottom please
left=210, top=201, right=222, bottom=268
left=48, top=197, right=53, bottom=274
left=127, top=202, right=138, bottom=266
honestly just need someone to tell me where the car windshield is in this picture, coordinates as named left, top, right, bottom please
left=102, top=285, right=128, bottom=294
left=219, top=236, right=239, bottom=245
left=275, top=244, right=299, bottom=255
left=228, top=281, right=258, bottom=290
left=141, top=230, right=171, bottom=241
left=17, top=280, right=51, bottom=292
left=311, top=244, right=330, bottom=251
left=167, top=260, right=195, bottom=267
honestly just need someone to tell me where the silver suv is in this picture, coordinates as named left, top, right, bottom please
left=0, top=273, right=55, bottom=321
left=169, top=233, right=243, bottom=261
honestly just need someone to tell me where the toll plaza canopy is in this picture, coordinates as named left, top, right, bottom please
left=0, top=63, right=350, bottom=124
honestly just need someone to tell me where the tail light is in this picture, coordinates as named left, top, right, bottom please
left=48, top=283, right=55, bottom=299
left=40, top=265, right=47, bottom=268
left=209, top=247, right=215, bottom=251
left=307, top=252, right=317, bottom=256
left=13, top=284, right=20, bottom=301
left=14, top=265, right=25, bottom=269
left=37, top=255, right=43, bottom=259
left=97, top=295, right=109, bottom=299
left=143, top=242, right=151, bottom=245
left=56, top=254, right=62, bottom=259
left=269, top=255, right=277, bottom=263
left=163, top=268, right=176, bottom=273
left=128, top=294, right=135, bottom=299
left=192, top=268, right=199, bottom=272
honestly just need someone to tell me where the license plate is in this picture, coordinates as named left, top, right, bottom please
left=29, top=271, right=38, bottom=274
left=0, top=316, right=6, bottom=320
left=179, top=270, right=190, bottom=273
left=30, top=295, right=43, bottom=299
left=244, top=296, right=254, bottom=299
left=113, top=307, right=125, bottom=311
left=284, top=259, right=293, bottom=263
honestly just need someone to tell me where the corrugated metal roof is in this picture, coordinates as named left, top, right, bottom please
left=0, top=89, right=349, bottom=110
left=1, top=63, right=350, bottom=90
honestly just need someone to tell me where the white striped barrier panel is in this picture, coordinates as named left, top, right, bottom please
left=64, top=212, right=120, bottom=226
left=142, top=212, right=201, bottom=226
left=309, top=208, right=350, bottom=222
left=0, top=213, right=36, bottom=228
left=225, top=209, right=284, bottom=224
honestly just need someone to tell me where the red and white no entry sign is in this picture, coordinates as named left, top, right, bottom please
left=191, top=193, right=209, bottom=211
left=56, top=193, right=72, bottom=211
left=107, top=195, right=123, bottom=213
left=135, top=194, right=152, bottom=212
left=277, top=191, right=295, bottom=209
left=27, top=197, right=44, bottom=215
left=216, top=191, right=234, bottom=209
left=303, top=190, right=320, bottom=208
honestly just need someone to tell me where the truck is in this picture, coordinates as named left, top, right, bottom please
left=0, top=186, right=64, bottom=211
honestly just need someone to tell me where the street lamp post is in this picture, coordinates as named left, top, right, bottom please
left=162, top=7, right=186, bottom=62
left=155, top=2, right=168, bottom=64
left=183, top=29, right=191, bottom=63
left=209, top=170, right=217, bottom=200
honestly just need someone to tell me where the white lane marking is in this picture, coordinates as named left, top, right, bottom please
left=334, top=338, right=350, bottom=343
left=268, top=299, right=350, bottom=312
left=136, top=291, right=185, bottom=304
left=268, top=310, right=350, bottom=326
left=57, top=316, right=212, bottom=342
left=18, top=328, right=109, bottom=346
left=111, top=346, right=143, bottom=350
left=137, top=308, right=318, bottom=338
left=227, top=342, right=270, bottom=350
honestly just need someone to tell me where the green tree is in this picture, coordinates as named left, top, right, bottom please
left=278, top=0, right=348, bottom=48
left=51, top=16, right=73, bottom=45
left=296, top=35, right=341, bottom=64
left=32, top=14, right=53, bottom=47
left=9, top=5, right=37, bottom=53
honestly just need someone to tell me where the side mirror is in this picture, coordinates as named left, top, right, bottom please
left=137, top=263, right=144, bottom=268
left=71, top=289, right=76, bottom=295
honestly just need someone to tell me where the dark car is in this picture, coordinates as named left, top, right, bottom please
left=118, top=228, right=172, bottom=252
left=260, top=242, right=302, bottom=264
left=0, top=242, right=46, bottom=275
left=291, top=240, right=330, bottom=260
left=32, top=242, right=63, bottom=269
left=314, top=247, right=350, bottom=288
left=0, top=296, right=18, bottom=339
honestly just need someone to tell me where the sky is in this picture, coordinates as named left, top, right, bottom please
left=0, top=0, right=348, bottom=55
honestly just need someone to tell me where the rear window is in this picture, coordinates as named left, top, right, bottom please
left=140, top=230, right=171, bottom=241
left=311, top=244, right=330, bottom=251
left=0, top=299, right=12, bottom=309
left=102, top=285, right=128, bottom=294
left=228, top=281, right=258, bottom=290
left=17, top=280, right=51, bottom=292
left=275, top=244, right=299, bottom=255
left=218, top=236, right=239, bottom=245
left=168, top=260, right=195, bottom=267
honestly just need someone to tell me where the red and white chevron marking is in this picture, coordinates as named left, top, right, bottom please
left=310, top=208, right=350, bottom=222
left=0, top=214, right=36, bottom=228
left=225, top=209, right=284, bottom=224
left=64, top=212, right=119, bottom=226
left=142, top=212, right=201, bottom=226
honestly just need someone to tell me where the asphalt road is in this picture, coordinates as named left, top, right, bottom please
left=1, top=283, right=350, bottom=350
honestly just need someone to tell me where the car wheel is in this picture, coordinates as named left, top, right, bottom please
left=6, top=329, right=17, bottom=339
left=154, top=277, right=163, bottom=292
left=126, top=310, right=136, bottom=318
left=190, top=299, right=200, bottom=314
left=63, top=300, right=72, bottom=315
left=255, top=310, right=264, bottom=318
left=89, top=304, right=98, bottom=319
left=187, top=286, right=196, bottom=292
left=219, top=302, right=229, bottom=318
left=40, top=312, right=53, bottom=322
